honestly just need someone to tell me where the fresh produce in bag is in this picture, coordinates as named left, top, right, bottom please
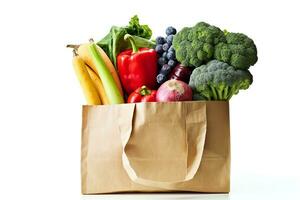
left=189, top=60, right=253, bottom=100
left=156, top=79, right=192, bottom=102
left=127, top=86, right=157, bottom=103
left=88, top=43, right=124, bottom=104
left=75, top=42, right=124, bottom=97
left=173, top=22, right=257, bottom=69
left=117, top=34, right=158, bottom=95
left=86, top=66, right=109, bottom=105
left=72, top=51, right=102, bottom=105
left=168, top=64, right=193, bottom=83
left=97, top=15, right=155, bottom=67
left=68, top=16, right=258, bottom=103
left=155, top=26, right=179, bottom=85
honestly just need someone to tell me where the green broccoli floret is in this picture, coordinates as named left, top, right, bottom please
left=189, top=60, right=253, bottom=100
left=173, top=22, right=226, bottom=67
left=214, top=32, right=258, bottom=70
left=173, top=22, right=258, bottom=70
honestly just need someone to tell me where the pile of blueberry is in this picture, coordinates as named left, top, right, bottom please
left=155, top=26, right=178, bottom=85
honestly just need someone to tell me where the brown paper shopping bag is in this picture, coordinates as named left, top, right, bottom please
left=81, top=101, right=230, bottom=194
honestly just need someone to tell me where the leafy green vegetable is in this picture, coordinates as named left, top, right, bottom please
left=189, top=60, right=253, bottom=100
left=126, top=15, right=152, bottom=39
left=173, top=22, right=258, bottom=69
left=97, top=15, right=154, bottom=67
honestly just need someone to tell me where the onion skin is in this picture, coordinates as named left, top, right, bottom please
left=156, top=79, right=193, bottom=102
left=169, top=64, right=193, bottom=83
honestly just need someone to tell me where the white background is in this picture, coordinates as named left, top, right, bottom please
left=0, top=0, right=299, bottom=199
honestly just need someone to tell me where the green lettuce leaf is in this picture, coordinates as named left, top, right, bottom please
left=97, top=15, right=154, bottom=67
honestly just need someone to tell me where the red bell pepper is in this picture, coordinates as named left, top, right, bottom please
left=127, top=86, right=157, bottom=103
left=117, top=34, right=158, bottom=95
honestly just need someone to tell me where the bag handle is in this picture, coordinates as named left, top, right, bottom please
left=119, top=103, right=207, bottom=190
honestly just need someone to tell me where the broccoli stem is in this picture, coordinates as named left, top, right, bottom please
left=209, top=86, right=219, bottom=100
left=226, top=86, right=238, bottom=100
left=204, top=94, right=211, bottom=100
left=217, top=88, right=224, bottom=100
left=201, top=91, right=211, bottom=100
left=223, top=86, right=229, bottom=100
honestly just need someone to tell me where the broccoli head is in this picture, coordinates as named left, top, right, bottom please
left=173, top=22, right=226, bottom=67
left=189, top=60, right=253, bottom=100
left=214, top=32, right=258, bottom=70
left=173, top=22, right=258, bottom=70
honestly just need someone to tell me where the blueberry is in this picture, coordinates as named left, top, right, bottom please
left=160, top=64, right=172, bottom=75
left=162, top=43, right=170, bottom=51
left=156, top=74, right=167, bottom=85
left=162, top=52, right=168, bottom=59
left=168, top=59, right=177, bottom=68
left=166, top=26, right=177, bottom=36
left=168, top=45, right=175, bottom=53
left=155, top=44, right=164, bottom=55
left=158, top=57, right=167, bottom=66
left=167, top=51, right=175, bottom=60
left=156, top=36, right=166, bottom=44
left=166, top=35, right=174, bottom=45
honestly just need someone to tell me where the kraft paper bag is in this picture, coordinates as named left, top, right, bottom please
left=81, top=101, right=230, bottom=194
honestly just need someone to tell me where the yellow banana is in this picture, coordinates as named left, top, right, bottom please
left=77, top=43, right=124, bottom=97
left=72, top=55, right=102, bottom=105
left=86, top=66, right=109, bottom=105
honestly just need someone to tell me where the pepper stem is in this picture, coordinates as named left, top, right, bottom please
left=124, top=34, right=138, bottom=53
left=139, top=86, right=151, bottom=96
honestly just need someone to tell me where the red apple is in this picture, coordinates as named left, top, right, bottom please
left=156, top=79, right=193, bottom=102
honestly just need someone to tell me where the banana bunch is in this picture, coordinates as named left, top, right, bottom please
left=68, top=42, right=124, bottom=105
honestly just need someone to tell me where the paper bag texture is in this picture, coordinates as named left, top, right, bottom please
left=81, top=101, right=230, bottom=194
